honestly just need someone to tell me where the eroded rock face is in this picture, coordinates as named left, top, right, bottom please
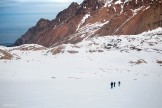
left=14, top=0, right=162, bottom=47
left=97, top=0, right=162, bottom=35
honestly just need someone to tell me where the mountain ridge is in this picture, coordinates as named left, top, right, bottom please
left=14, top=0, right=162, bottom=47
left=1, top=27, right=162, bottom=60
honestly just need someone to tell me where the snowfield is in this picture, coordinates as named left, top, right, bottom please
left=0, top=28, right=162, bottom=108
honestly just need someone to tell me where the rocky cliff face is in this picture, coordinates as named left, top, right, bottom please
left=14, top=0, right=162, bottom=47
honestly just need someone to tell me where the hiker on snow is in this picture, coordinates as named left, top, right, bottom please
left=118, top=81, right=121, bottom=86
left=114, top=82, right=116, bottom=87
left=111, top=82, right=113, bottom=89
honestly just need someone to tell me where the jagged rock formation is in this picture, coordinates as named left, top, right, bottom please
left=14, top=0, right=162, bottom=47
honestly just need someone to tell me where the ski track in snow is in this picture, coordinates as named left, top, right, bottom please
left=0, top=28, right=162, bottom=108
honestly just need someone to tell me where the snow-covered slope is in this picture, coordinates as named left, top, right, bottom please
left=0, top=28, right=162, bottom=108
left=48, top=27, right=162, bottom=55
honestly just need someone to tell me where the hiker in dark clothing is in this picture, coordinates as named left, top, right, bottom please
left=118, top=81, right=121, bottom=86
left=114, top=82, right=116, bottom=87
left=111, top=82, right=113, bottom=89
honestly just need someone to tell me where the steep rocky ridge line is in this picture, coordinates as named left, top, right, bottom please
left=14, top=0, right=162, bottom=47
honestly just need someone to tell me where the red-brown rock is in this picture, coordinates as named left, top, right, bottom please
left=14, top=0, right=162, bottom=47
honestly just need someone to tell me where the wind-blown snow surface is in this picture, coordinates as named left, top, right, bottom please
left=0, top=28, right=162, bottom=108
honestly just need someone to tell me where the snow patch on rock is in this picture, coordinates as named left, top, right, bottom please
left=77, top=13, right=91, bottom=31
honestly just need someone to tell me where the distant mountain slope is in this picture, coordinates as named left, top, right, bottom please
left=14, top=0, right=162, bottom=47
left=1, top=27, right=161, bottom=60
